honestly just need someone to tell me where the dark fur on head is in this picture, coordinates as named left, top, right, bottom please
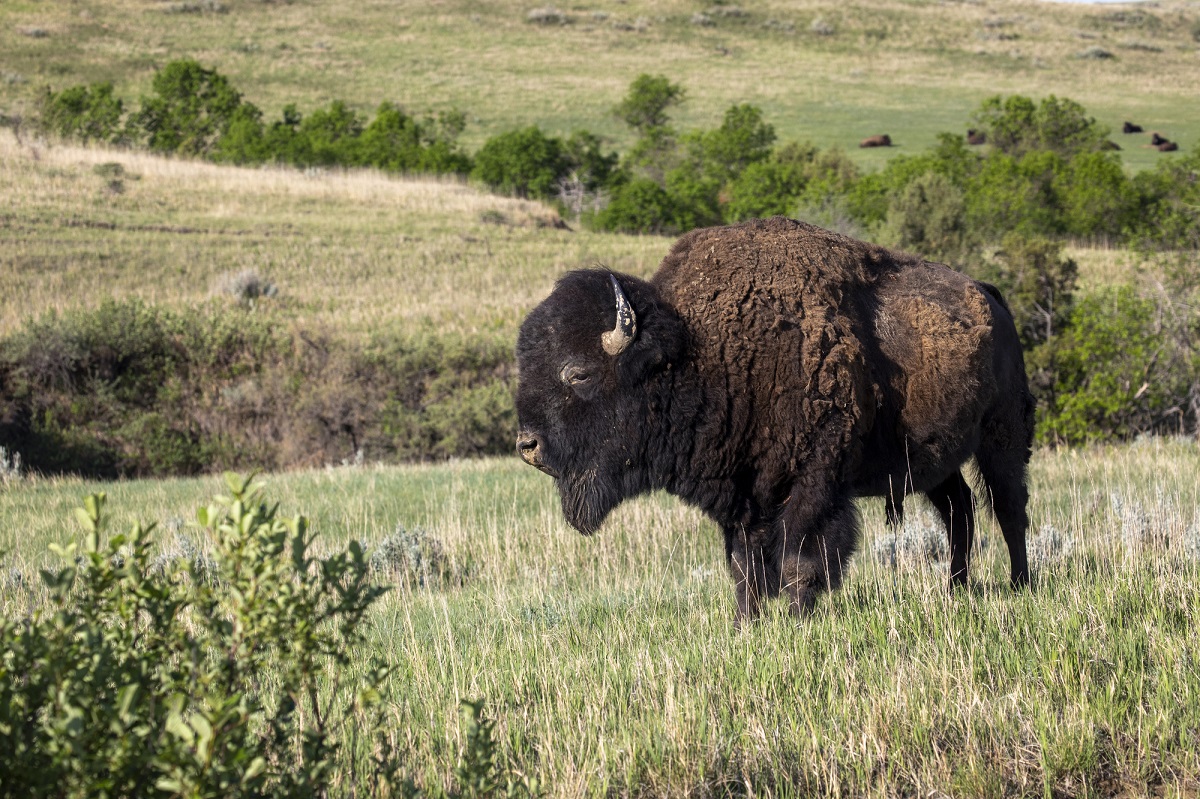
left=516, top=270, right=686, bottom=533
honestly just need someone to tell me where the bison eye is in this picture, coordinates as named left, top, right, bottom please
left=559, top=364, right=591, bottom=386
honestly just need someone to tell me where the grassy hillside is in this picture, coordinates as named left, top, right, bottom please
left=2, top=440, right=1199, bottom=795
left=0, top=131, right=1143, bottom=340
left=2, top=0, right=1198, bottom=172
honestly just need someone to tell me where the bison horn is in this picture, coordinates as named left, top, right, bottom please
left=602, top=274, right=637, bottom=356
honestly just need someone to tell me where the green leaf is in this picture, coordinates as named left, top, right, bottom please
left=117, top=683, right=140, bottom=723
left=74, top=507, right=96, bottom=533
left=242, top=757, right=267, bottom=784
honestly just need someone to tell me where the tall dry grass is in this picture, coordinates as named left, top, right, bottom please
left=1, top=439, right=1197, bottom=795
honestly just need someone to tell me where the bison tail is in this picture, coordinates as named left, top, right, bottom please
left=977, top=281, right=1013, bottom=315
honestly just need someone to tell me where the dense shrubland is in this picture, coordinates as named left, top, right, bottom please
left=0, top=300, right=515, bottom=478
left=16, top=62, right=1200, bottom=475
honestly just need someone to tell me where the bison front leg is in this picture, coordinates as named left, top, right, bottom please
left=777, top=491, right=859, bottom=618
left=725, top=525, right=774, bottom=628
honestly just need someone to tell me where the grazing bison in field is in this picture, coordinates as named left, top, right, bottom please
left=859, top=134, right=892, bottom=148
left=515, top=218, right=1033, bottom=625
left=967, top=129, right=987, bottom=145
left=1151, top=132, right=1169, bottom=146
left=1123, top=121, right=1143, bottom=134
left=1156, top=141, right=1179, bottom=152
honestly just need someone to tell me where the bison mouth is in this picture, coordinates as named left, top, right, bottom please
left=557, top=468, right=621, bottom=536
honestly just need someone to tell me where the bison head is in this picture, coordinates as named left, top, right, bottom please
left=515, top=270, right=686, bottom=535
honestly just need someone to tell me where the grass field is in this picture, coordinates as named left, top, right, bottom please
left=2, top=439, right=1199, bottom=795
left=0, top=130, right=1147, bottom=342
left=3, top=1, right=1200, bottom=793
left=2, top=1, right=1199, bottom=173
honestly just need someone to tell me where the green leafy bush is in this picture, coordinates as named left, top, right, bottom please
left=970, top=94, right=1111, bottom=159
left=1038, top=287, right=1198, bottom=443
left=38, top=82, right=125, bottom=143
left=0, top=480, right=535, bottom=797
left=132, top=59, right=250, bottom=156
left=982, top=233, right=1078, bottom=350
left=726, top=141, right=817, bottom=221
left=612, top=73, right=685, bottom=135
left=965, top=150, right=1068, bottom=239
left=1054, top=151, right=1139, bottom=240
left=878, top=171, right=974, bottom=264
left=472, top=126, right=569, bottom=199
left=590, top=178, right=687, bottom=234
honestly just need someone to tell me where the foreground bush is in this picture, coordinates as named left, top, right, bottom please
left=0, top=479, right=534, bottom=798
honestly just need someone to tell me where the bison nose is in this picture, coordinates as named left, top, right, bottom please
left=516, top=433, right=541, bottom=466
left=516, top=432, right=559, bottom=477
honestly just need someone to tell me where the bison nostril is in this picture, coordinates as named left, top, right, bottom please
left=516, top=434, right=539, bottom=455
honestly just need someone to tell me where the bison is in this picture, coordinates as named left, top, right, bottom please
left=967, top=129, right=987, bottom=145
left=1156, top=141, right=1179, bottom=152
left=1151, top=132, right=1169, bottom=146
left=515, top=218, right=1033, bottom=625
left=1123, top=121, right=1143, bottom=134
left=859, top=134, right=892, bottom=148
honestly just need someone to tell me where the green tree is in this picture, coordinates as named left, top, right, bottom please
left=1039, top=288, right=1186, bottom=443
left=965, top=150, right=1068, bottom=239
left=591, top=178, right=685, bottom=234
left=38, top=82, right=125, bottom=143
left=879, top=171, right=974, bottom=264
left=727, top=141, right=819, bottom=221
left=613, top=74, right=685, bottom=135
left=1054, top=151, right=1139, bottom=240
left=471, top=126, right=568, bottom=199
left=970, top=94, right=1110, bottom=159
left=132, top=59, right=247, bottom=156
left=984, top=233, right=1078, bottom=350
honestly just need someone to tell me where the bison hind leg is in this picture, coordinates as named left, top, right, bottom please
left=976, top=445, right=1031, bottom=589
left=925, top=470, right=976, bottom=587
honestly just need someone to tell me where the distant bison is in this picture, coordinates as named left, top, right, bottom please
left=967, top=129, right=987, bottom=145
left=1151, top=132, right=1170, bottom=146
left=1101, top=140, right=1122, bottom=151
left=1156, top=141, right=1179, bottom=152
left=516, top=218, right=1033, bottom=625
left=1123, top=121, right=1143, bottom=134
left=859, top=134, right=892, bottom=148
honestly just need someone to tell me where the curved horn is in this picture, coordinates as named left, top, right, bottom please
left=601, top=274, right=637, bottom=356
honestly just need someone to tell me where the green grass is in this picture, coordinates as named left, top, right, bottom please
left=2, top=0, right=1198, bottom=173
left=0, top=131, right=1147, bottom=343
left=2, top=439, right=1199, bottom=795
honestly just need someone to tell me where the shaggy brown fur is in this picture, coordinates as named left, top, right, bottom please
left=515, top=217, right=1033, bottom=625
left=1156, top=141, right=1179, bottom=152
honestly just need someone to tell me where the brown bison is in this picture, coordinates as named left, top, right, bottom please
left=967, top=129, right=987, bottom=145
left=1123, top=121, right=1143, bottom=134
left=515, top=218, right=1033, bottom=625
left=859, top=134, right=892, bottom=148
left=1156, top=141, right=1179, bottom=152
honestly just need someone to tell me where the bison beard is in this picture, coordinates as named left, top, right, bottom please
left=557, top=467, right=618, bottom=536
left=516, top=217, right=1034, bottom=626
